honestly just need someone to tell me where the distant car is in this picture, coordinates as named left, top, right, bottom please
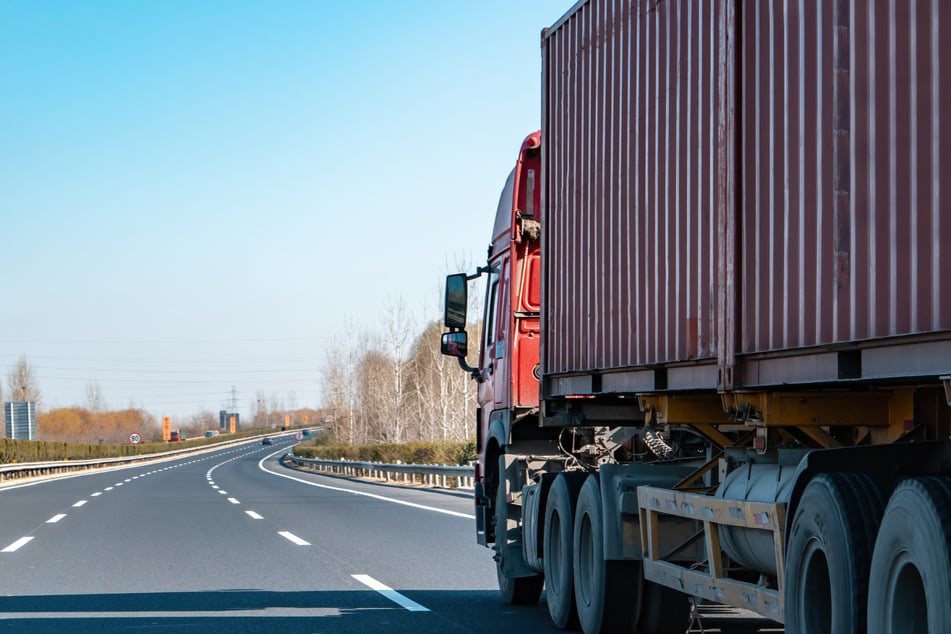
left=262, top=438, right=273, bottom=446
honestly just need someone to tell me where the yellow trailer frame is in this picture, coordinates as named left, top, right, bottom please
left=637, top=485, right=787, bottom=624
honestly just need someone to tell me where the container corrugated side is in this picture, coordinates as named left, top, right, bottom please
left=541, top=0, right=728, bottom=383
left=739, top=0, right=951, bottom=356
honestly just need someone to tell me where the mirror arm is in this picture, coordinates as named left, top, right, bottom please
left=456, top=357, right=482, bottom=382
left=468, top=265, right=493, bottom=281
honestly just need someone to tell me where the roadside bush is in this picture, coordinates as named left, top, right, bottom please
left=294, top=439, right=475, bottom=466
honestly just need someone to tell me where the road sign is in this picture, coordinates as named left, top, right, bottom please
left=295, top=432, right=303, bottom=441
left=129, top=433, right=141, bottom=444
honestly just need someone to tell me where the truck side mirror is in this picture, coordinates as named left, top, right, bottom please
left=444, top=273, right=468, bottom=329
left=441, top=331, right=469, bottom=358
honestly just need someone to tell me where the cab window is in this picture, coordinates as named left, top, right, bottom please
left=483, top=268, right=499, bottom=350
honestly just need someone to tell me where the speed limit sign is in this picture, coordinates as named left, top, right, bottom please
left=129, top=433, right=141, bottom=444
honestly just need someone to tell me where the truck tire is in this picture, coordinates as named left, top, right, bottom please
left=573, top=475, right=638, bottom=633
left=544, top=472, right=585, bottom=629
left=494, top=460, right=543, bottom=605
left=784, top=472, right=885, bottom=634
left=867, top=477, right=951, bottom=634
left=636, top=580, right=693, bottom=634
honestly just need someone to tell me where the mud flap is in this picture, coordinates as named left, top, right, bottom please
left=599, top=463, right=697, bottom=561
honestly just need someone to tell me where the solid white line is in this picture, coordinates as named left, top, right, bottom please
left=227, top=498, right=240, bottom=504
left=245, top=511, right=263, bottom=520
left=73, top=500, right=87, bottom=507
left=352, top=574, right=429, bottom=612
left=47, top=514, right=67, bottom=523
left=278, top=531, right=310, bottom=546
left=2, top=537, right=34, bottom=552
left=256, top=451, right=473, bottom=519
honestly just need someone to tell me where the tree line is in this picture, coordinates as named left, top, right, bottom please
left=321, top=308, right=481, bottom=446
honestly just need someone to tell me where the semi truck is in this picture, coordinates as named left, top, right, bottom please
left=441, top=1, right=951, bottom=632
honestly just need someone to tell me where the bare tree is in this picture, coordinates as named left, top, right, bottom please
left=321, top=320, right=369, bottom=444
left=321, top=336, right=350, bottom=441
left=357, top=347, right=390, bottom=443
left=85, top=382, right=107, bottom=413
left=408, top=320, right=481, bottom=442
left=380, top=296, right=415, bottom=443
left=184, top=410, right=217, bottom=436
left=251, top=391, right=268, bottom=427
left=7, top=355, right=41, bottom=409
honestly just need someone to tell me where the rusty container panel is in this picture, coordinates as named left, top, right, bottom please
left=739, top=0, right=951, bottom=355
left=541, top=0, right=727, bottom=378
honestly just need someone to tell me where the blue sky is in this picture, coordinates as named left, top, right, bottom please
left=0, top=0, right=569, bottom=421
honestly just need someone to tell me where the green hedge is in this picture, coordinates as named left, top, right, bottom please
left=1, top=438, right=159, bottom=463
left=1, top=431, right=476, bottom=467
left=0, top=426, right=289, bottom=464
left=293, top=438, right=476, bottom=466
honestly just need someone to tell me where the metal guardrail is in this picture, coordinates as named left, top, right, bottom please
left=285, top=454, right=475, bottom=489
left=0, top=440, right=477, bottom=491
left=0, top=455, right=151, bottom=483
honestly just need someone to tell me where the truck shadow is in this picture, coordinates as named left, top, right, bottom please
left=0, top=588, right=561, bottom=634
left=0, top=589, right=784, bottom=633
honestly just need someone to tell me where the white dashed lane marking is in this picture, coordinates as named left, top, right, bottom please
left=47, top=514, right=67, bottom=524
left=352, top=574, right=429, bottom=612
left=1, top=537, right=34, bottom=553
left=278, top=531, right=310, bottom=546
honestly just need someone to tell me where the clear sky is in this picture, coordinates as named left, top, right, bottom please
left=0, top=0, right=569, bottom=422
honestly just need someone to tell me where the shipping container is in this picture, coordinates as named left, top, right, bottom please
left=541, top=0, right=951, bottom=394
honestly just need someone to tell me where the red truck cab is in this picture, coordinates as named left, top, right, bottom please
left=478, top=131, right=542, bottom=416
left=441, top=131, right=545, bottom=552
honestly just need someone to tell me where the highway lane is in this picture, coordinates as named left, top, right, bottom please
left=0, top=438, right=782, bottom=633
left=0, top=437, right=562, bottom=633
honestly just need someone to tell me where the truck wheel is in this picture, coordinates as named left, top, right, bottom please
left=636, top=580, right=693, bottom=634
left=867, top=477, right=951, bottom=634
left=494, top=463, right=543, bottom=605
left=545, top=472, right=585, bottom=629
left=785, top=472, right=885, bottom=634
left=573, top=474, right=638, bottom=633
left=496, top=560, right=544, bottom=605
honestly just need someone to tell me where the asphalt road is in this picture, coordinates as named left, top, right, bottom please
left=0, top=437, right=782, bottom=633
